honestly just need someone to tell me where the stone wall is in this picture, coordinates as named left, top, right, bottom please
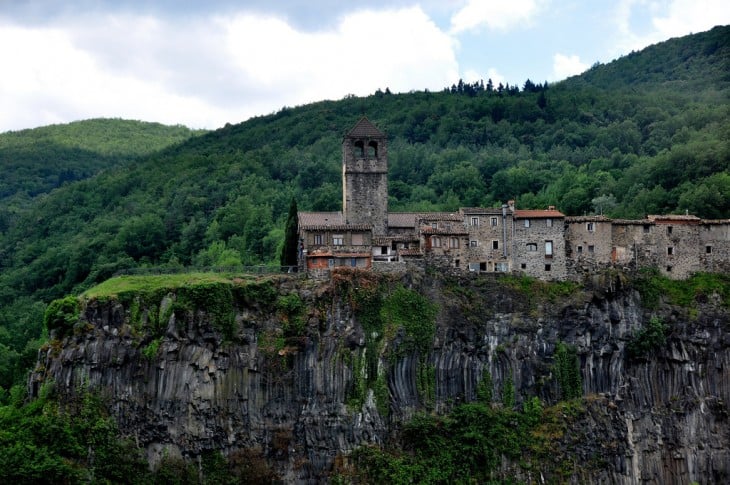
left=513, top=216, right=568, bottom=279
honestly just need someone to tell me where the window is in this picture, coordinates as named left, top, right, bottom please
left=492, top=240, right=499, bottom=250
left=546, top=218, right=553, bottom=227
left=527, top=243, right=537, bottom=252
left=577, top=245, right=583, bottom=254
left=667, top=246, right=674, bottom=255
left=351, top=258, right=357, bottom=267
left=643, top=224, right=651, bottom=234
left=667, top=226, right=673, bottom=235
left=446, top=223, right=452, bottom=231
left=706, top=245, right=712, bottom=254
left=588, top=245, right=594, bottom=253
left=352, top=233, right=363, bottom=245
left=520, top=263, right=527, bottom=269
left=586, top=222, right=595, bottom=232
left=432, top=236, right=441, bottom=248
left=449, top=237, right=460, bottom=249
left=469, top=240, right=478, bottom=247
left=314, top=234, right=323, bottom=245
left=545, top=240, right=553, bottom=257
left=495, top=262, right=509, bottom=272
left=545, top=264, right=552, bottom=271
left=468, top=262, right=480, bottom=272
left=333, top=235, right=343, bottom=246
left=524, top=219, right=531, bottom=228
left=491, top=217, right=498, bottom=227
left=432, top=223, right=438, bottom=230
left=455, top=259, right=460, bottom=268
left=381, top=246, right=388, bottom=255
left=666, top=265, right=672, bottom=272
left=479, top=262, right=487, bottom=272
left=471, top=217, right=479, bottom=226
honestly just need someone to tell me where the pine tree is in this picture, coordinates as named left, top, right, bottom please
left=280, top=198, right=299, bottom=268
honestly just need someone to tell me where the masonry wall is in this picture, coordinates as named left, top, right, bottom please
left=342, top=141, right=389, bottom=235
left=700, top=222, right=730, bottom=274
left=463, top=211, right=511, bottom=272
left=565, top=217, right=613, bottom=275
left=653, top=222, right=701, bottom=279
left=513, top=218, right=567, bottom=280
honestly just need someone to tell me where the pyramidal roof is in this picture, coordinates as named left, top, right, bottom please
left=346, top=117, right=384, bottom=138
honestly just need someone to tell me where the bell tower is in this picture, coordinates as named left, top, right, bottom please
left=342, top=117, right=388, bottom=235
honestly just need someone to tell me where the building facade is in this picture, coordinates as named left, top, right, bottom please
left=299, top=118, right=730, bottom=280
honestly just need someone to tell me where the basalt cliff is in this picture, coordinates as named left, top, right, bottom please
left=30, top=269, right=729, bottom=483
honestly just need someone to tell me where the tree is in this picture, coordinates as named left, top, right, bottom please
left=280, top=198, right=299, bottom=268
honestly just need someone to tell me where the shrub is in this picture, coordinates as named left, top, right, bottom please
left=43, top=296, right=80, bottom=338
left=626, top=316, right=667, bottom=359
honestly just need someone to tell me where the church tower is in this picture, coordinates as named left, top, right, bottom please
left=342, top=117, right=388, bottom=235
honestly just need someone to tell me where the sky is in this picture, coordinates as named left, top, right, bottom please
left=0, top=0, right=728, bottom=133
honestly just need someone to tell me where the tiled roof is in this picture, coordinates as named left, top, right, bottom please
left=299, top=212, right=371, bottom=230
left=399, top=249, right=423, bottom=257
left=648, top=214, right=700, bottom=222
left=701, top=219, right=730, bottom=225
left=417, top=212, right=464, bottom=222
left=565, top=216, right=611, bottom=223
left=514, top=209, right=565, bottom=219
left=372, top=235, right=418, bottom=245
left=461, top=207, right=504, bottom=215
left=388, top=212, right=418, bottom=228
left=346, top=117, right=384, bottom=138
left=421, top=227, right=469, bottom=236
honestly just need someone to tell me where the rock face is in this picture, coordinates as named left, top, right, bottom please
left=31, top=271, right=729, bottom=483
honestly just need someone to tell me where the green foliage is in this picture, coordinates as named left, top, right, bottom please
left=476, top=369, right=493, bottom=403
left=353, top=398, right=584, bottom=484
left=280, top=198, right=299, bottom=267
left=635, top=269, right=730, bottom=309
left=381, top=285, right=438, bottom=356
left=43, top=296, right=79, bottom=337
left=276, top=293, right=306, bottom=337
left=501, top=374, right=516, bottom=408
left=142, top=337, right=162, bottom=360
left=626, top=316, right=668, bottom=359
left=553, top=342, right=583, bottom=400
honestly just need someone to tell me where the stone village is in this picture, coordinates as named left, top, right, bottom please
left=298, top=118, right=730, bottom=280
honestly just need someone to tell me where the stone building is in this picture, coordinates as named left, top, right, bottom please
left=298, top=118, right=730, bottom=280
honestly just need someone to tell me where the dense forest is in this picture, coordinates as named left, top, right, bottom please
left=0, top=25, right=728, bottom=397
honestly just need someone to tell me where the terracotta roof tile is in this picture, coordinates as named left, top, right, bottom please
left=461, top=207, right=504, bottom=215
left=388, top=212, right=418, bottom=228
left=648, top=214, right=700, bottom=222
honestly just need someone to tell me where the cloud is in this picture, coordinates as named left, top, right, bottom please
left=0, top=6, right=458, bottom=132
left=449, top=0, right=541, bottom=34
left=614, top=0, right=730, bottom=54
left=550, top=53, right=588, bottom=81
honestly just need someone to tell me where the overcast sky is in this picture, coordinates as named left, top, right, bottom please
left=1, top=0, right=728, bottom=133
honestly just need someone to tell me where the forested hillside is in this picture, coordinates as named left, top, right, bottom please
left=0, top=25, right=728, bottom=394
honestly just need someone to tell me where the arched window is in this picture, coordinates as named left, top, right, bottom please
left=367, top=140, right=378, bottom=157
left=354, top=140, right=365, bottom=157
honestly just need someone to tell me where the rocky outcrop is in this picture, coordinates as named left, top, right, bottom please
left=31, top=270, right=729, bottom=483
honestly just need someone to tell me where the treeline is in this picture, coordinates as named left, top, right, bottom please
left=0, top=26, right=728, bottom=393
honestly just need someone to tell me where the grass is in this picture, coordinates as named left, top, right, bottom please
left=82, top=273, right=258, bottom=300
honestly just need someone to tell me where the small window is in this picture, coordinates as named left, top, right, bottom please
left=314, top=234, right=323, bottom=245
left=545, top=240, right=553, bottom=256
left=492, top=240, right=499, bottom=250
left=471, top=217, right=479, bottom=226
left=527, top=243, right=537, bottom=252
left=479, top=262, right=487, bottom=272
left=667, top=247, right=673, bottom=255
left=381, top=246, right=388, bottom=255
left=588, top=245, right=594, bottom=253
left=352, top=233, right=363, bottom=245
left=524, top=219, right=531, bottom=228
left=333, top=235, right=344, bottom=246
left=351, top=258, right=357, bottom=267
left=495, top=262, right=509, bottom=272
left=432, top=236, right=441, bottom=248
left=667, top=226, right=673, bottom=235
left=666, top=265, right=672, bottom=272
left=491, top=217, right=498, bottom=227
left=577, top=245, right=583, bottom=254
left=468, top=262, right=480, bottom=272
left=643, top=224, right=651, bottom=234
left=455, top=259, right=460, bottom=268
left=470, top=240, right=478, bottom=247
left=587, top=222, right=594, bottom=232
left=706, top=245, right=712, bottom=254
left=546, top=218, right=553, bottom=227
left=449, top=237, right=460, bottom=249
left=545, top=264, right=552, bottom=271
left=432, top=223, right=438, bottom=230
left=520, top=263, right=527, bottom=269
left=446, top=223, right=452, bottom=231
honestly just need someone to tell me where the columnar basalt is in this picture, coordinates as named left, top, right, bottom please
left=30, top=271, right=730, bottom=483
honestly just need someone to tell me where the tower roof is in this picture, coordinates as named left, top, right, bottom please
left=346, top=117, right=384, bottom=138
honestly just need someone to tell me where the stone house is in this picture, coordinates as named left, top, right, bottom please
left=512, top=205, right=567, bottom=279
left=298, top=118, right=730, bottom=280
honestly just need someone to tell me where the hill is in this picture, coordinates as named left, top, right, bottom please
left=0, top=26, right=728, bottom=391
left=0, top=119, right=205, bottom=230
